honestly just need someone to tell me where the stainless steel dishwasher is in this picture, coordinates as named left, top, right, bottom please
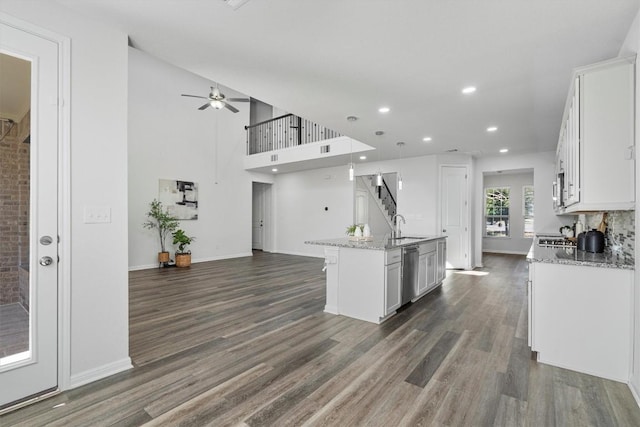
left=401, top=245, right=418, bottom=304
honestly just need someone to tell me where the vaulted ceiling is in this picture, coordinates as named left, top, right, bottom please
left=57, top=0, right=639, bottom=161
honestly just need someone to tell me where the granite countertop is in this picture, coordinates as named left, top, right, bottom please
left=305, top=235, right=445, bottom=251
left=527, top=244, right=634, bottom=270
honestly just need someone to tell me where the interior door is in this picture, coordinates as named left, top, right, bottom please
left=252, top=182, right=264, bottom=250
left=440, top=166, right=468, bottom=269
left=0, top=23, right=59, bottom=409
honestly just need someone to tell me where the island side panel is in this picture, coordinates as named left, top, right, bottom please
left=532, top=262, right=633, bottom=382
left=324, top=247, right=340, bottom=314
left=337, top=247, right=386, bottom=324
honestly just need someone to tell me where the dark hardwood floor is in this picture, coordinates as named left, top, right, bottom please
left=2, top=252, right=640, bottom=426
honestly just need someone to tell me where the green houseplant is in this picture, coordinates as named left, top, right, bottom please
left=143, top=199, right=179, bottom=265
left=172, top=229, right=195, bottom=267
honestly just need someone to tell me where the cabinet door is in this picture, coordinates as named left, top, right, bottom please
left=385, top=262, right=402, bottom=314
left=417, top=252, right=428, bottom=294
left=437, top=240, right=446, bottom=282
left=426, top=251, right=437, bottom=290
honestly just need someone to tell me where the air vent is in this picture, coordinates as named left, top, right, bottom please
left=320, top=145, right=331, bottom=154
left=270, top=154, right=278, bottom=162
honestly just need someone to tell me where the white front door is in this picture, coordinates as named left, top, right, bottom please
left=0, top=22, right=59, bottom=409
left=252, top=182, right=264, bottom=250
left=440, top=165, right=469, bottom=269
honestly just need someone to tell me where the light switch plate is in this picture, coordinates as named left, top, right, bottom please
left=84, top=206, right=111, bottom=224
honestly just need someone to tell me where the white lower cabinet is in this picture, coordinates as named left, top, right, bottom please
left=437, top=239, right=446, bottom=282
left=528, top=261, right=633, bottom=382
left=385, top=260, right=402, bottom=315
left=417, top=242, right=438, bottom=296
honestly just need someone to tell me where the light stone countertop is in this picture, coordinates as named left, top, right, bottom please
left=526, top=243, right=634, bottom=270
left=305, top=235, right=445, bottom=251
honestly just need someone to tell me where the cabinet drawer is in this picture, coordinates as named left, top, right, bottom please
left=419, top=241, right=436, bottom=254
left=385, top=249, right=402, bottom=265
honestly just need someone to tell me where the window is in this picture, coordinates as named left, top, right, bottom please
left=485, top=187, right=510, bottom=237
left=523, top=185, right=534, bottom=238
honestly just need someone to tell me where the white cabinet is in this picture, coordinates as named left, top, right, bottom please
left=528, top=261, right=633, bottom=382
left=437, top=239, right=446, bottom=283
left=385, top=249, right=402, bottom=315
left=417, top=241, right=439, bottom=297
left=426, top=251, right=437, bottom=290
left=385, top=261, right=402, bottom=315
left=555, top=56, right=635, bottom=213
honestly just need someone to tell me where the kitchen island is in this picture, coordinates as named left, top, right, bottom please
left=527, top=240, right=634, bottom=382
left=306, top=235, right=446, bottom=324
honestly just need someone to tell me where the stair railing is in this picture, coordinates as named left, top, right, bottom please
left=245, top=113, right=341, bottom=155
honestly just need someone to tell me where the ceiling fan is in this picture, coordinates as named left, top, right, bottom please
left=181, top=84, right=249, bottom=113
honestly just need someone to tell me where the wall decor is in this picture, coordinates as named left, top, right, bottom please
left=158, top=179, right=198, bottom=220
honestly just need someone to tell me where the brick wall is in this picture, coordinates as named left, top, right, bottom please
left=0, top=112, right=30, bottom=307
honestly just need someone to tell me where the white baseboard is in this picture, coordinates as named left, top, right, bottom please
left=68, top=357, right=132, bottom=390
left=482, top=249, right=529, bottom=255
left=275, top=250, right=324, bottom=259
left=128, top=252, right=254, bottom=271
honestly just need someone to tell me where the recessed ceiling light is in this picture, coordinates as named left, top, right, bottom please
left=487, top=126, right=498, bottom=132
left=462, top=86, right=476, bottom=94
left=499, top=148, right=508, bottom=153
left=378, top=107, right=390, bottom=113
left=272, top=168, right=278, bottom=172
left=423, top=137, right=432, bottom=142
left=359, top=155, right=367, bottom=160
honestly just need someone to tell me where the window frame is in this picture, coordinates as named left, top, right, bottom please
left=523, top=185, right=535, bottom=238
left=484, top=186, right=511, bottom=238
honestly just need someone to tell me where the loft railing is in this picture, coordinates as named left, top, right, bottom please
left=245, top=113, right=341, bottom=155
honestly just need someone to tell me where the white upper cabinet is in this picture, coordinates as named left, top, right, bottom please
left=555, top=56, right=635, bottom=213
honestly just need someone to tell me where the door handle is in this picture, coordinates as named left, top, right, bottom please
left=39, top=256, right=54, bottom=266
left=442, top=229, right=447, bottom=233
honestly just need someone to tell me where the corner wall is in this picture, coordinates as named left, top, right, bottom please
left=474, top=151, right=568, bottom=266
left=128, top=48, right=253, bottom=270
left=0, top=1, right=132, bottom=388
left=619, top=6, right=640, bottom=407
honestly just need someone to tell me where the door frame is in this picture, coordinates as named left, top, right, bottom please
left=0, top=13, right=72, bottom=397
left=438, top=164, right=472, bottom=270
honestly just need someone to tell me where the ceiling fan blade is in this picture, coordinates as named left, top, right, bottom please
left=182, top=94, right=209, bottom=99
left=224, top=103, right=239, bottom=113
left=226, top=98, right=250, bottom=102
left=198, top=103, right=211, bottom=110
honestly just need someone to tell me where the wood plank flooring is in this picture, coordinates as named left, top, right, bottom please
left=2, top=251, right=640, bottom=426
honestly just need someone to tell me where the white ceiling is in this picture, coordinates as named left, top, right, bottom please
left=57, top=0, right=639, bottom=163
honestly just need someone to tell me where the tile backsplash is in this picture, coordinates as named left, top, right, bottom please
left=583, top=210, right=634, bottom=262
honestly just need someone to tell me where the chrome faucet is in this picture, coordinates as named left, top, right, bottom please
left=391, top=214, right=406, bottom=239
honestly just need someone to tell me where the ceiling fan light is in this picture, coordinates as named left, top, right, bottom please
left=211, top=99, right=225, bottom=109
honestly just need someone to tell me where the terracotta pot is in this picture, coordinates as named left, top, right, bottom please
left=158, top=252, right=170, bottom=263
left=175, top=253, right=191, bottom=268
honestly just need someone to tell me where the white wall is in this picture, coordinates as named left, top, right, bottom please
left=620, top=7, right=640, bottom=406
left=0, top=1, right=131, bottom=388
left=128, top=48, right=253, bottom=270
left=274, top=153, right=471, bottom=258
left=474, top=151, right=569, bottom=267
left=482, top=172, right=534, bottom=255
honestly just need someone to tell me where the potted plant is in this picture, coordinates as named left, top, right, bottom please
left=172, top=229, right=195, bottom=268
left=346, top=224, right=364, bottom=236
left=143, top=199, right=179, bottom=266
